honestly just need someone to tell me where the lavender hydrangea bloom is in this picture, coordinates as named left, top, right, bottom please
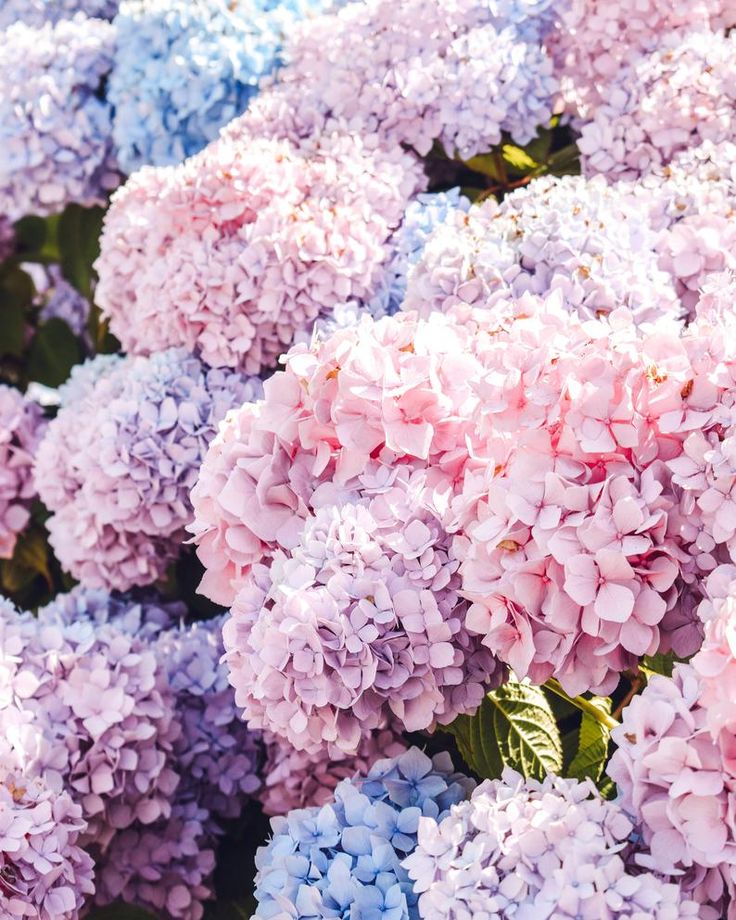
left=403, top=175, right=683, bottom=327
left=156, top=615, right=263, bottom=821
left=0, top=0, right=119, bottom=28
left=404, top=768, right=702, bottom=919
left=95, top=800, right=217, bottom=920
left=0, top=384, right=46, bottom=560
left=94, top=604, right=262, bottom=920
left=0, top=771, right=95, bottom=920
left=0, top=16, right=118, bottom=220
left=253, top=748, right=474, bottom=920
left=34, top=348, right=262, bottom=591
left=0, top=594, right=180, bottom=852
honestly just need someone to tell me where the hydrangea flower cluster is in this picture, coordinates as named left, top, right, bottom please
left=34, top=349, right=261, bottom=590
left=241, top=0, right=558, bottom=158
left=0, top=385, right=46, bottom=560
left=252, top=748, right=475, bottom=920
left=578, top=30, right=736, bottom=181
left=95, top=613, right=263, bottom=920
left=0, top=0, right=119, bottom=28
left=403, top=174, right=683, bottom=326
left=0, top=15, right=118, bottom=221
left=0, top=771, right=95, bottom=920
left=453, top=295, right=727, bottom=696
left=0, top=593, right=180, bottom=853
left=547, top=0, right=736, bottom=118
left=109, top=0, right=335, bottom=173
left=95, top=133, right=422, bottom=373
left=404, top=768, right=701, bottom=918
left=191, top=310, right=505, bottom=754
left=607, top=664, right=736, bottom=917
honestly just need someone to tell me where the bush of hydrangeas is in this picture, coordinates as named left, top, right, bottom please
left=4, top=0, right=736, bottom=918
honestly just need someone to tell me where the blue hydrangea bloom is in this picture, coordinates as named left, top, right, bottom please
left=487, top=0, right=561, bottom=41
left=253, top=748, right=474, bottom=920
left=109, top=0, right=334, bottom=173
left=0, top=0, right=119, bottom=28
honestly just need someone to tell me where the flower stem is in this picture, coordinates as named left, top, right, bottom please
left=544, top=678, right=619, bottom=731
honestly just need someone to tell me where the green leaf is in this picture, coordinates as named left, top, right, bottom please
left=522, top=126, right=553, bottom=166
left=27, top=317, right=82, bottom=387
left=463, top=153, right=504, bottom=181
left=568, top=697, right=612, bottom=784
left=501, top=144, right=540, bottom=173
left=58, top=204, right=105, bottom=299
left=546, top=143, right=581, bottom=177
left=85, top=905, right=158, bottom=920
left=447, top=680, right=562, bottom=781
left=640, top=653, right=675, bottom=678
left=204, top=899, right=254, bottom=920
left=0, top=303, right=26, bottom=357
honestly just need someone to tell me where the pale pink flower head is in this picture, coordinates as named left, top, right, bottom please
left=547, top=0, right=736, bottom=118
left=454, top=299, right=713, bottom=697
left=578, top=30, right=736, bottom=181
left=95, top=131, right=423, bottom=374
left=608, top=664, right=736, bottom=917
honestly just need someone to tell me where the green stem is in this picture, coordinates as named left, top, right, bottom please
left=544, top=678, right=619, bottom=732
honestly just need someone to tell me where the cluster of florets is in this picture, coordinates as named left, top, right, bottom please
left=191, top=310, right=505, bottom=754
left=0, top=0, right=119, bottom=28
left=0, top=15, right=118, bottom=220
left=403, top=175, right=684, bottom=326
left=94, top=612, right=264, bottom=919
left=0, top=593, right=180, bottom=852
left=452, top=296, right=734, bottom=696
left=34, top=349, right=260, bottom=590
left=95, top=132, right=422, bottom=374
left=578, top=30, right=736, bottom=182
left=404, top=768, right=701, bottom=919
left=108, top=0, right=334, bottom=173
left=239, top=0, right=557, bottom=158
left=0, top=771, right=95, bottom=920
left=547, top=0, right=736, bottom=118
left=607, top=664, right=736, bottom=917
left=0, top=385, right=46, bottom=559
left=24, top=264, right=91, bottom=338
left=252, top=748, right=475, bottom=920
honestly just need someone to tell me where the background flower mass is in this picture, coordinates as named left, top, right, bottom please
left=3, top=0, right=736, bottom=917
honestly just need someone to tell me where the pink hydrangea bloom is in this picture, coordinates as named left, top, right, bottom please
left=237, top=0, right=557, bottom=158
left=259, top=726, right=407, bottom=816
left=0, top=771, right=95, bottom=920
left=191, top=310, right=505, bottom=753
left=0, top=385, right=46, bottom=560
left=34, top=350, right=260, bottom=591
left=608, top=665, right=735, bottom=918
left=547, top=0, right=736, bottom=118
left=403, top=175, right=683, bottom=327
left=95, top=132, right=423, bottom=373
left=0, top=595, right=179, bottom=852
left=578, top=31, right=736, bottom=181
left=404, top=767, right=701, bottom=919
left=453, top=295, right=725, bottom=696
